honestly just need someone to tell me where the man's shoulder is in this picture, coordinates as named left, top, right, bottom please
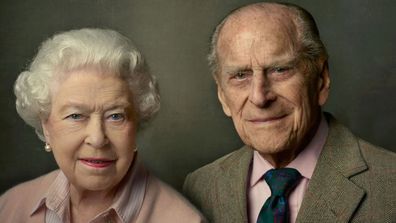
left=356, top=138, right=396, bottom=184
left=326, top=113, right=396, bottom=168
left=186, top=146, right=251, bottom=181
left=182, top=146, right=251, bottom=222
left=323, top=115, right=396, bottom=221
left=358, top=138, right=396, bottom=167
left=349, top=139, right=396, bottom=221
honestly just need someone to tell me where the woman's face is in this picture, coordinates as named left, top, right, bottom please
left=42, top=69, right=137, bottom=193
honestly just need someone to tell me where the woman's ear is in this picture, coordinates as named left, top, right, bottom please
left=41, top=120, right=51, bottom=144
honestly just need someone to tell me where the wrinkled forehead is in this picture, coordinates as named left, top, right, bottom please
left=217, top=4, right=300, bottom=61
left=49, top=65, right=131, bottom=97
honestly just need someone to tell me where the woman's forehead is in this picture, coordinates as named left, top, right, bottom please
left=50, top=70, right=132, bottom=105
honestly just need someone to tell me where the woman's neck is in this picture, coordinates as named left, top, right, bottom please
left=69, top=185, right=118, bottom=223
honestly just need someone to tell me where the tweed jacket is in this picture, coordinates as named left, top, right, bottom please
left=0, top=166, right=206, bottom=223
left=183, top=115, right=396, bottom=223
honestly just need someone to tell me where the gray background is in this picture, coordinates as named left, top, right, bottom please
left=0, top=0, right=395, bottom=193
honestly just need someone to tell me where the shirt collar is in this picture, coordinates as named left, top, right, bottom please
left=30, top=171, right=70, bottom=218
left=110, top=159, right=147, bottom=222
left=250, top=114, right=329, bottom=187
left=31, top=157, right=148, bottom=223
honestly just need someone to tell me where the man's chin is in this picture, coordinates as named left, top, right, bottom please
left=247, top=132, right=293, bottom=152
left=252, top=144, right=287, bottom=155
left=252, top=143, right=298, bottom=167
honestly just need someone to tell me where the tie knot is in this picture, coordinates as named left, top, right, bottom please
left=264, top=168, right=302, bottom=197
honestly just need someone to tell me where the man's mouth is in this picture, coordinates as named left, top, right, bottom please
left=247, top=114, right=288, bottom=123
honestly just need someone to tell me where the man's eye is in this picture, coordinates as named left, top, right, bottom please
left=66, top=114, right=83, bottom=120
left=233, top=70, right=252, bottom=80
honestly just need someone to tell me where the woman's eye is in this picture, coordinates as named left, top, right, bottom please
left=108, top=113, right=125, bottom=121
left=273, top=67, right=291, bottom=74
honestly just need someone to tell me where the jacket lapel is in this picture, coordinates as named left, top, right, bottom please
left=297, top=115, right=367, bottom=223
left=215, top=146, right=253, bottom=223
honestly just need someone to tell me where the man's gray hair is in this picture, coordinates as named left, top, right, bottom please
left=14, top=28, right=160, bottom=141
left=207, top=2, right=328, bottom=77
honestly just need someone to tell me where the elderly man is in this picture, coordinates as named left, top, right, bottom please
left=183, top=2, right=396, bottom=223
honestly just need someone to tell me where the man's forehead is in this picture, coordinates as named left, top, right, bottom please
left=223, top=3, right=295, bottom=31
left=217, top=4, right=298, bottom=48
left=217, top=15, right=299, bottom=66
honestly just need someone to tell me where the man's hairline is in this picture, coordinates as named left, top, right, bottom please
left=210, top=2, right=323, bottom=80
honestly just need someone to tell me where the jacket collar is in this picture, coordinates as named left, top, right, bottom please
left=296, top=114, right=367, bottom=222
left=214, top=114, right=368, bottom=223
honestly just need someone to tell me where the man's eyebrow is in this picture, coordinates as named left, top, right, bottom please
left=223, top=59, right=298, bottom=74
left=223, top=65, right=253, bottom=75
left=266, top=57, right=299, bottom=68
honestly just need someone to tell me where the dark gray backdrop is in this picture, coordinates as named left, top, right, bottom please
left=1, top=0, right=395, bottom=193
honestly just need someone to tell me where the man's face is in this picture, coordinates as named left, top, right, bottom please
left=215, top=13, right=329, bottom=162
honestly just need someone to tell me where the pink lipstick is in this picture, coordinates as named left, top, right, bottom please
left=80, top=158, right=115, bottom=168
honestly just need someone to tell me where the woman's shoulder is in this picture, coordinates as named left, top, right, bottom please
left=135, top=174, right=207, bottom=223
left=1, top=170, right=59, bottom=199
left=0, top=170, right=60, bottom=222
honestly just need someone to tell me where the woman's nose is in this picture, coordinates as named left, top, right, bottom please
left=84, top=117, right=109, bottom=148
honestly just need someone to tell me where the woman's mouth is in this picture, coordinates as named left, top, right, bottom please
left=79, top=158, right=115, bottom=168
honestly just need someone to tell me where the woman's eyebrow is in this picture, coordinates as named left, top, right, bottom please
left=103, top=101, right=131, bottom=111
left=58, top=102, right=88, bottom=113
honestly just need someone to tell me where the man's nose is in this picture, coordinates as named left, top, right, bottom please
left=248, top=72, right=276, bottom=107
left=85, top=117, right=109, bottom=148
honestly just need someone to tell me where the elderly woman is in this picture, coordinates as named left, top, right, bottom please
left=0, top=28, right=205, bottom=223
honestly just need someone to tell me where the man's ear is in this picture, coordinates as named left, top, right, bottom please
left=317, top=60, right=331, bottom=106
left=217, top=84, right=232, bottom=117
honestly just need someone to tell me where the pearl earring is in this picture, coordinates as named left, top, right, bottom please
left=133, top=147, right=138, bottom=152
left=44, top=143, right=52, bottom=152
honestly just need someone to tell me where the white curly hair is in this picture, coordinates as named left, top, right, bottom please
left=14, top=28, right=160, bottom=141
